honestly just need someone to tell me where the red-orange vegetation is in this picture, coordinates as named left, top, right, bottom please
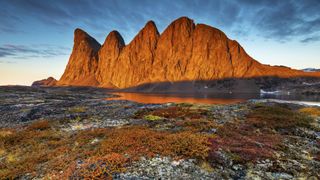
left=210, top=123, right=282, bottom=163
left=26, top=120, right=50, bottom=131
left=100, top=126, right=211, bottom=161
left=208, top=105, right=314, bottom=164
left=0, top=120, right=212, bottom=179
left=134, top=106, right=209, bottom=120
left=175, top=118, right=217, bottom=132
left=62, top=153, right=127, bottom=179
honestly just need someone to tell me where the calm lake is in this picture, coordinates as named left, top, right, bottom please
left=107, top=92, right=320, bottom=105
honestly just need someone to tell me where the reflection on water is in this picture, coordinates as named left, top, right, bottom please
left=107, top=92, right=256, bottom=104
left=106, top=92, right=320, bottom=105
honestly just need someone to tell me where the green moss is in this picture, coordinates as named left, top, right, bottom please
left=143, top=115, right=163, bottom=121
left=68, top=106, right=86, bottom=113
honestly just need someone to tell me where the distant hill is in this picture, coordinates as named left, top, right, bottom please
left=302, top=68, right=320, bottom=72
left=32, top=77, right=57, bottom=87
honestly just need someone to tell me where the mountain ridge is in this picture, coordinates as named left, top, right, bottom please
left=54, top=16, right=320, bottom=89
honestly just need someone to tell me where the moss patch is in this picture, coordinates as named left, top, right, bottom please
left=143, top=115, right=163, bottom=121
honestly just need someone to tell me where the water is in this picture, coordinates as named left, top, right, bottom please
left=107, top=92, right=320, bottom=105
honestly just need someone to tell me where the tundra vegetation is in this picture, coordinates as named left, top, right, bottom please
left=0, top=103, right=319, bottom=179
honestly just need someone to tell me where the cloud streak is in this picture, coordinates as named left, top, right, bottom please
left=0, top=44, right=69, bottom=59
left=0, top=0, right=319, bottom=44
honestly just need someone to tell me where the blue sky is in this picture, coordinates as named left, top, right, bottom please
left=0, top=0, right=319, bottom=85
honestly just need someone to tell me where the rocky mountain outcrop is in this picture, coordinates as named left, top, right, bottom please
left=57, top=28, right=101, bottom=86
left=32, top=77, right=57, bottom=87
left=55, top=17, right=320, bottom=89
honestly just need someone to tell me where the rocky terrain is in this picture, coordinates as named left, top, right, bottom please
left=0, top=86, right=320, bottom=179
left=52, top=17, right=320, bottom=89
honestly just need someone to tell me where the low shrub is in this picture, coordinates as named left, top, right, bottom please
left=100, top=127, right=211, bottom=161
left=0, top=123, right=212, bottom=179
left=64, top=153, right=127, bottom=179
left=176, top=119, right=217, bottom=132
left=208, top=106, right=294, bottom=164
left=247, top=105, right=313, bottom=131
left=210, top=124, right=282, bottom=163
left=0, top=124, right=103, bottom=178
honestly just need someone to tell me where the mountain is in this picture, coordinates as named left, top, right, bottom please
left=32, top=77, right=57, bottom=87
left=55, top=17, right=320, bottom=89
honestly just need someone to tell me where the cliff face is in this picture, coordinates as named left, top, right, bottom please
left=57, top=29, right=101, bottom=86
left=57, top=17, right=320, bottom=88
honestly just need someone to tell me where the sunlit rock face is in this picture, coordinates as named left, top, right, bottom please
left=57, top=17, right=320, bottom=88
left=57, top=29, right=101, bottom=86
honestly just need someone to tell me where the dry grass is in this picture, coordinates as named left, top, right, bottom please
left=299, top=107, right=320, bottom=116
left=0, top=129, right=13, bottom=137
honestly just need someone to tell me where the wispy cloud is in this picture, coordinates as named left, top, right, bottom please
left=301, top=36, right=320, bottom=43
left=0, top=0, right=319, bottom=43
left=0, top=44, right=69, bottom=59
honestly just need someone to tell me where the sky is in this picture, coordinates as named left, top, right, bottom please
left=0, top=0, right=320, bottom=85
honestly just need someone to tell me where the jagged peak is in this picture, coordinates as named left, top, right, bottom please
left=161, top=16, right=195, bottom=36
left=170, top=16, right=195, bottom=28
left=74, top=28, right=101, bottom=49
left=74, top=28, right=91, bottom=42
left=127, top=20, right=160, bottom=46
left=138, top=20, right=160, bottom=37
left=144, top=20, right=159, bottom=34
left=103, top=30, right=125, bottom=47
